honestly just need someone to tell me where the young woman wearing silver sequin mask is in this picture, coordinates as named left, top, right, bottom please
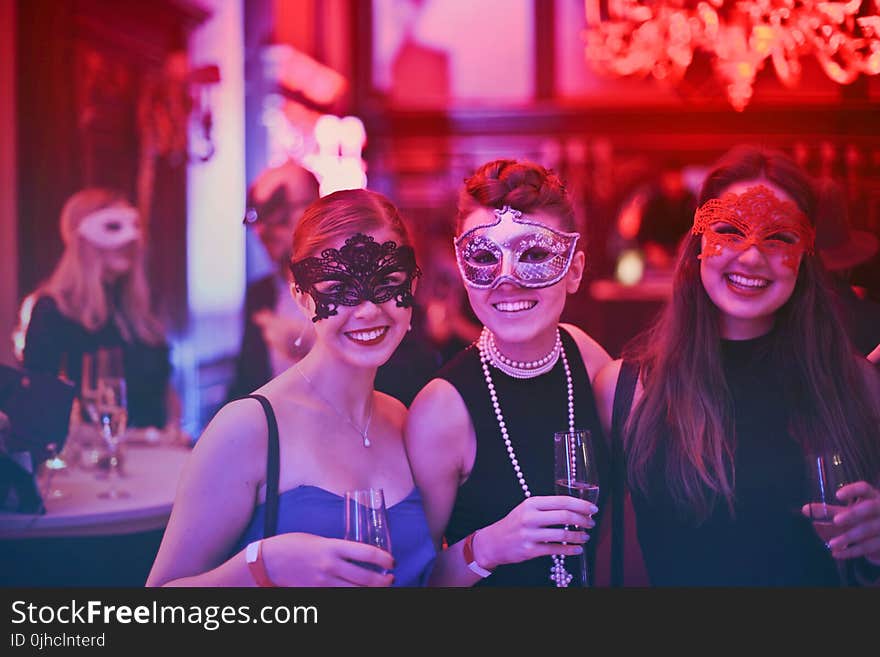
left=149, top=189, right=435, bottom=587
left=406, top=159, right=612, bottom=586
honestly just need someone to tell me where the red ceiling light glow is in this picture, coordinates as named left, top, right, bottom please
left=584, top=0, right=880, bottom=110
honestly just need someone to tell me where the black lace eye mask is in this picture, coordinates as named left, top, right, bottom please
left=289, top=233, right=421, bottom=322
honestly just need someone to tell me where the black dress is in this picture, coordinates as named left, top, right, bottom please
left=439, top=327, right=608, bottom=586
left=23, top=295, right=171, bottom=428
left=629, top=333, right=840, bottom=586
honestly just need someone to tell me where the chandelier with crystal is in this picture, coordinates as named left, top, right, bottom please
left=583, top=1, right=880, bottom=110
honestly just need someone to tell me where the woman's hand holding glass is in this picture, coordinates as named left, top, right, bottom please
left=471, top=495, right=596, bottom=571
left=805, top=481, right=880, bottom=563
left=258, top=533, right=393, bottom=587
left=801, top=451, right=880, bottom=563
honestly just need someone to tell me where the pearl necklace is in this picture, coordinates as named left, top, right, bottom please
left=477, top=327, right=576, bottom=587
left=484, top=328, right=562, bottom=379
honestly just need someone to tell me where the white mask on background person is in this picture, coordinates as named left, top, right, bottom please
left=77, top=207, right=141, bottom=249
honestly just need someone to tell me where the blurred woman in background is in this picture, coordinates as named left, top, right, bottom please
left=18, top=187, right=177, bottom=436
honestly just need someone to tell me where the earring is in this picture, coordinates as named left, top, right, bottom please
left=407, top=323, right=412, bottom=332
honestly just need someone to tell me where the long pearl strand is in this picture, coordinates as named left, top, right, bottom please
left=477, top=327, right=576, bottom=587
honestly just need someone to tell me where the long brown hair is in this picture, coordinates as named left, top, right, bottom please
left=38, top=188, right=165, bottom=345
left=626, top=145, right=880, bottom=521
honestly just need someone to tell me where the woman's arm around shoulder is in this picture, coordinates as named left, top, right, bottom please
left=559, top=323, right=612, bottom=384
left=404, top=378, right=471, bottom=548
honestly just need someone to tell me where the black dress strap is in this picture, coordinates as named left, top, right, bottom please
left=245, top=394, right=280, bottom=539
left=610, top=360, right=639, bottom=588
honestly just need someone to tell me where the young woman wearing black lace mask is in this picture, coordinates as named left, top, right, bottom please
left=148, top=189, right=435, bottom=587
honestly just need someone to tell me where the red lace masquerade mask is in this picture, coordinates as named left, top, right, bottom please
left=693, top=185, right=815, bottom=271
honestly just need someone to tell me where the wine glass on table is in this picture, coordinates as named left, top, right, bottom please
left=344, top=487, right=393, bottom=575
left=554, top=429, right=600, bottom=587
left=79, top=352, right=105, bottom=469
left=38, top=441, right=68, bottom=500
left=83, top=348, right=130, bottom=499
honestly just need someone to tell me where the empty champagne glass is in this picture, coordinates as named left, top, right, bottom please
left=344, top=487, right=392, bottom=574
left=554, top=430, right=600, bottom=587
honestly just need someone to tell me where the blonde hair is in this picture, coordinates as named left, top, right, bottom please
left=38, top=188, right=165, bottom=345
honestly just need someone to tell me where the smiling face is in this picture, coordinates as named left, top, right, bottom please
left=457, top=207, right=584, bottom=346
left=698, top=179, right=814, bottom=339
left=293, top=227, right=417, bottom=370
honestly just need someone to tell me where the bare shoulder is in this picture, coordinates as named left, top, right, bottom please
left=560, top=322, right=612, bottom=381
left=405, top=377, right=472, bottom=502
left=593, top=359, right=624, bottom=435
left=405, top=378, right=472, bottom=453
left=374, top=390, right=408, bottom=431
left=188, top=397, right=269, bottom=486
left=594, top=359, right=624, bottom=400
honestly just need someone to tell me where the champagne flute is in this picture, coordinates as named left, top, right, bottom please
left=805, top=451, right=850, bottom=548
left=344, top=487, right=393, bottom=574
left=554, top=430, right=600, bottom=587
left=78, top=352, right=105, bottom=469
left=86, top=348, right=130, bottom=499
left=805, top=450, right=854, bottom=586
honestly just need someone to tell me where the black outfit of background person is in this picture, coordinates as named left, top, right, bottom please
left=23, top=295, right=171, bottom=429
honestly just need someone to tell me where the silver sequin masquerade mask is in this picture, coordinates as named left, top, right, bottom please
left=290, top=233, right=421, bottom=322
left=454, top=206, right=580, bottom=289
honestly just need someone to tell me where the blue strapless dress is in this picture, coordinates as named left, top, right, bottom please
left=235, top=485, right=436, bottom=587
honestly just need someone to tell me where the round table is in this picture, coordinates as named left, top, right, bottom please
left=0, top=443, right=192, bottom=539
